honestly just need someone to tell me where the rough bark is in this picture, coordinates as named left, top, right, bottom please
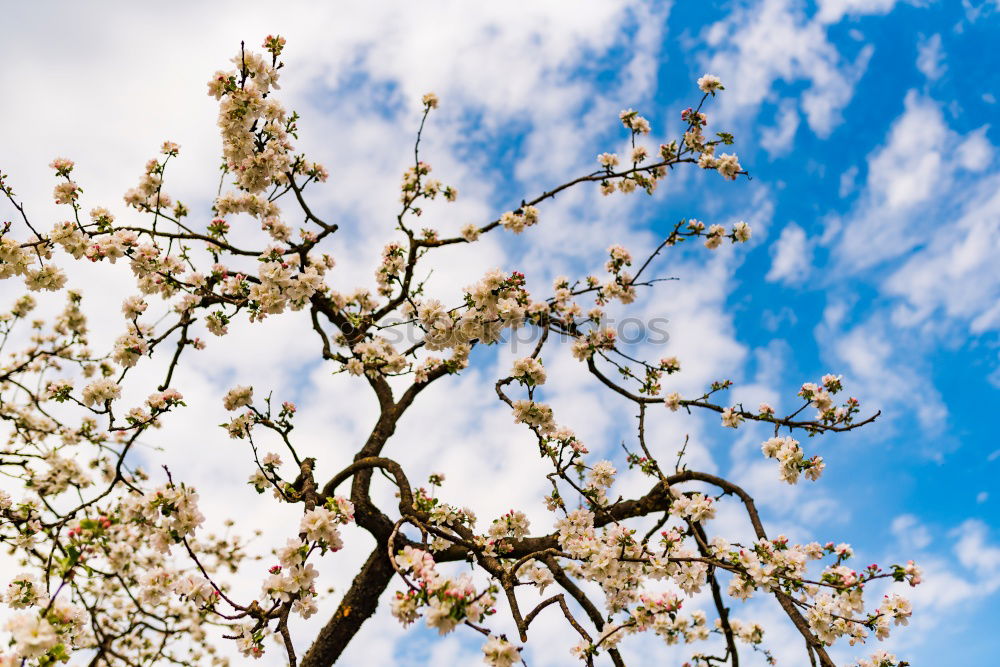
left=300, top=544, right=395, bottom=667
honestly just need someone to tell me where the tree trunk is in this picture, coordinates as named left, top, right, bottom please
left=300, top=543, right=395, bottom=667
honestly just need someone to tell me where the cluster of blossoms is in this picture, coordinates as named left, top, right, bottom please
left=4, top=574, right=47, bottom=609
left=79, top=227, right=137, bottom=264
left=121, top=483, right=205, bottom=553
left=725, top=618, right=765, bottom=645
left=481, top=509, right=531, bottom=556
left=391, top=546, right=497, bottom=636
left=399, top=159, right=456, bottom=210
left=0, top=232, right=67, bottom=292
left=630, top=597, right=713, bottom=646
left=53, top=180, right=81, bottom=206
left=0, top=237, right=34, bottom=281
left=560, top=512, right=672, bottom=604
left=299, top=498, right=354, bottom=550
left=223, top=385, right=254, bottom=411
left=799, top=374, right=863, bottom=427
left=707, top=536, right=920, bottom=648
left=499, top=206, right=539, bottom=234
left=670, top=491, right=717, bottom=522
left=551, top=510, right=716, bottom=651
left=683, top=217, right=752, bottom=249
left=462, top=269, right=533, bottom=343
left=761, top=435, right=825, bottom=483
left=112, top=325, right=150, bottom=367
left=599, top=244, right=637, bottom=304
left=593, top=82, right=743, bottom=199
left=246, top=245, right=328, bottom=320
left=207, top=44, right=292, bottom=193
left=570, top=325, right=617, bottom=361
left=3, top=603, right=88, bottom=662
left=482, top=635, right=521, bottom=667
left=376, top=241, right=406, bottom=295
left=511, top=356, right=546, bottom=387
left=260, top=556, right=319, bottom=617
left=123, top=146, right=178, bottom=213
left=80, top=377, right=121, bottom=407
left=511, top=399, right=556, bottom=434
left=854, top=649, right=908, bottom=667
left=346, top=336, right=408, bottom=377
left=337, top=266, right=539, bottom=383
left=415, top=298, right=456, bottom=350
left=407, top=269, right=538, bottom=360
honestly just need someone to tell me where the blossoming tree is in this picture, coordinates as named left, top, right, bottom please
left=0, top=37, right=919, bottom=667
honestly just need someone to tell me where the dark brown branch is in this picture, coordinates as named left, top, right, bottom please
left=299, top=543, right=395, bottom=667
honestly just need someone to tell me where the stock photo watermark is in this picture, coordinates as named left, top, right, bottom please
left=352, top=317, right=673, bottom=352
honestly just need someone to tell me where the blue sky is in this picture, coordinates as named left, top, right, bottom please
left=1, top=1, right=998, bottom=665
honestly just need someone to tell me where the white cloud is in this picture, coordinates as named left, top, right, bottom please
left=760, top=99, right=801, bottom=155
left=833, top=91, right=992, bottom=272
left=702, top=0, right=878, bottom=137
left=961, top=0, right=1000, bottom=24
left=883, top=172, right=1000, bottom=334
left=864, top=93, right=948, bottom=209
left=766, top=223, right=812, bottom=283
left=816, top=0, right=901, bottom=25
left=956, top=128, right=994, bottom=171
left=953, top=519, right=1000, bottom=576
left=891, top=514, right=932, bottom=550
left=811, top=85, right=1000, bottom=445
left=839, top=164, right=859, bottom=197
left=916, top=33, right=946, bottom=80
left=825, top=94, right=1000, bottom=340
left=902, top=518, right=1000, bottom=621
left=817, top=308, right=949, bottom=437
